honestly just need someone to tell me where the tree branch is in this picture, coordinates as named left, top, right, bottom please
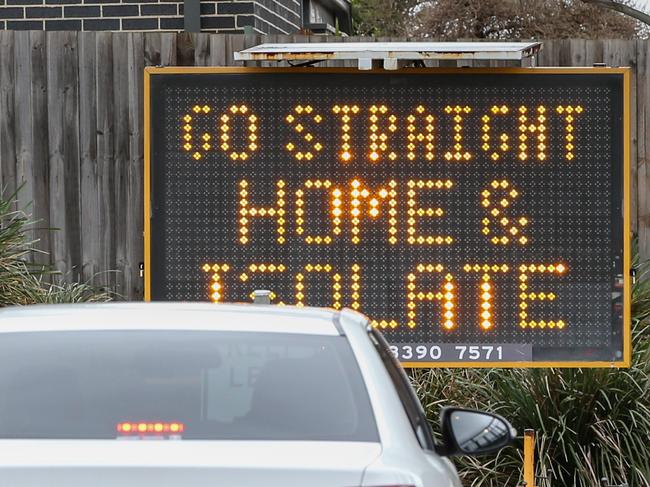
left=580, top=0, right=650, bottom=26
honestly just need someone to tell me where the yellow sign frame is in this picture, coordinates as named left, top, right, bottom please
left=144, top=66, right=631, bottom=368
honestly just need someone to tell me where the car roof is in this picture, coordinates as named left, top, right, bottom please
left=0, top=302, right=345, bottom=336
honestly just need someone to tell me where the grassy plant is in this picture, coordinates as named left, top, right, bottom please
left=0, top=193, right=111, bottom=306
left=411, top=247, right=650, bottom=487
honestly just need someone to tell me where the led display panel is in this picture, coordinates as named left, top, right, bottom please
left=145, top=67, right=630, bottom=367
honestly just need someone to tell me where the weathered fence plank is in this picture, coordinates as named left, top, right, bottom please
left=113, top=33, right=130, bottom=297
left=227, top=34, right=245, bottom=66
left=0, top=34, right=647, bottom=299
left=160, top=33, right=177, bottom=66
left=636, top=39, right=649, bottom=260
left=536, top=39, right=558, bottom=67
left=13, top=31, right=52, bottom=268
left=144, top=33, right=161, bottom=67
left=0, top=31, right=16, bottom=202
left=29, top=31, right=51, bottom=268
left=63, top=32, right=82, bottom=282
left=47, top=31, right=82, bottom=283
left=193, top=33, right=210, bottom=67
left=584, top=38, right=604, bottom=64
left=126, top=32, right=145, bottom=299
left=604, top=40, right=639, bottom=236
left=79, top=32, right=101, bottom=285
left=95, top=32, right=116, bottom=290
left=13, top=32, right=36, bottom=235
left=209, top=34, right=227, bottom=66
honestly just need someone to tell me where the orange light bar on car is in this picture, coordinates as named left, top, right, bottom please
left=116, top=422, right=185, bottom=434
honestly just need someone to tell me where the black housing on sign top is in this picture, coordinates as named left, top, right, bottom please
left=145, top=67, right=630, bottom=367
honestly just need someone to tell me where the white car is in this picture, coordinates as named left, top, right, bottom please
left=0, top=302, right=515, bottom=487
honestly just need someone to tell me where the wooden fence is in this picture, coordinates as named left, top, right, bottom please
left=0, top=33, right=648, bottom=299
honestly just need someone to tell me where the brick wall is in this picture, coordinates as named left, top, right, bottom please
left=0, top=0, right=302, bottom=32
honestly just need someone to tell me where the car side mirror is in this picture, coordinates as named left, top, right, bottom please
left=438, top=407, right=516, bottom=457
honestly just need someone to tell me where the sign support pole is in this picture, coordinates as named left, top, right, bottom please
left=523, top=429, right=536, bottom=487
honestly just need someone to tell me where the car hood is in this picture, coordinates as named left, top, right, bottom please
left=0, top=440, right=382, bottom=487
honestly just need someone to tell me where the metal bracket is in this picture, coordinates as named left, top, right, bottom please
left=358, top=58, right=372, bottom=70
left=383, top=58, right=410, bottom=70
left=288, top=59, right=325, bottom=68
left=252, top=289, right=271, bottom=305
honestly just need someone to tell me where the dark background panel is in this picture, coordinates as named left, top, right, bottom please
left=148, top=70, right=625, bottom=363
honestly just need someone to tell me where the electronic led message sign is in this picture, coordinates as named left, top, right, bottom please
left=145, top=67, right=630, bottom=367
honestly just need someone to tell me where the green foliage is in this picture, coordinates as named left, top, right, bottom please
left=0, top=192, right=111, bottom=306
left=411, top=247, right=650, bottom=486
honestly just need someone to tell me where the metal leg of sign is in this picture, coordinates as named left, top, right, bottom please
left=358, top=58, right=372, bottom=70
left=523, top=429, right=536, bottom=487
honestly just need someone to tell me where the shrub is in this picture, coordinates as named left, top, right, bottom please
left=0, top=193, right=111, bottom=306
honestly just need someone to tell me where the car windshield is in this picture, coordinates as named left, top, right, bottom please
left=0, top=330, right=378, bottom=441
